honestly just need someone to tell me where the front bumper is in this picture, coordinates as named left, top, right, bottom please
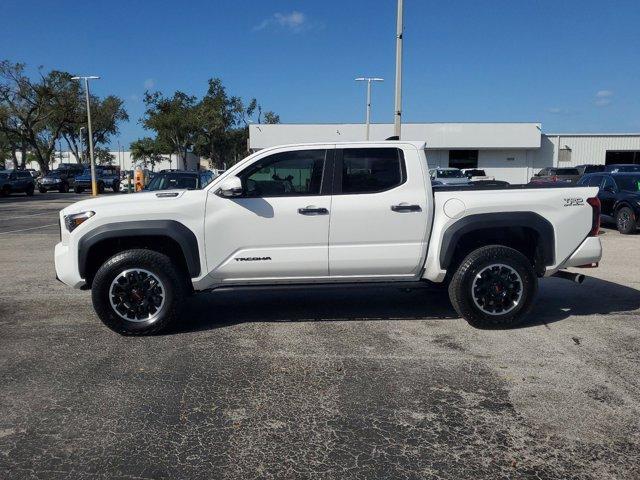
left=54, top=241, right=85, bottom=288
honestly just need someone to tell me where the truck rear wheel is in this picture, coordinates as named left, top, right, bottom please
left=448, top=245, right=537, bottom=328
left=91, top=249, right=188, bottom=335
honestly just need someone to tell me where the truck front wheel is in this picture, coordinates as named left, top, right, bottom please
left=91, top=249, right=188, bottom=335
left=448, top=245, right=537, bottom=328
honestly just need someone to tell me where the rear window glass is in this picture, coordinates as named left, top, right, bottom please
left=342, top=148, right=404, bottom=193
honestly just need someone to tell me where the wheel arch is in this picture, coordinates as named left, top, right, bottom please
left=78, top=220, right=201, bottom=286
left=439, top=212, right=555, bottom=274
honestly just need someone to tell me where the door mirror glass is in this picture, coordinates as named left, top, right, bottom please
left=217, top=176, right=243, bottom=197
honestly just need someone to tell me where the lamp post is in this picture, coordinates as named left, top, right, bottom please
left=71, top=75, right=100, bottom=195
left=79, top=126, right=86, bottom=163
left=355, top=77, right=384, bottom=140
left=393, top=0, right=404, bottom=139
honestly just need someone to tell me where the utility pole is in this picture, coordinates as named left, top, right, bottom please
left=394, top=0, right=404, bottom=139
left=355, top=77, right=384, bottom=140
left=72, top=75, right=100, bottom=195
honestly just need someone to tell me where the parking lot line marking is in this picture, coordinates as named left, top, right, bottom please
left=0, top=224, right=58, bottom=235
left=0, top=212, right=54, bottom=220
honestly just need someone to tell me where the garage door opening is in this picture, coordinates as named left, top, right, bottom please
left=605, top=151, right=640, bottom=165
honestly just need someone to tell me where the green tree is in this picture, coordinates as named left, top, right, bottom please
left=130, top=137, right=165, bottom=171
left=0, top=61, right=80, bottom=173
left=63, top=95, right=128, bottom=163
left=141, top=91, right=198, bottom=170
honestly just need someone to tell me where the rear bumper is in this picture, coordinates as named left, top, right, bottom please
left=547, top=236, right=602, bottom=275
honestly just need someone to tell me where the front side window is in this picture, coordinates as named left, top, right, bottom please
left=341, top=148, right=404, bottom=194
left=240, top=149, right=326, bottom=197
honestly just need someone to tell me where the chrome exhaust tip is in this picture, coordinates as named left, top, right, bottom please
left=553, top=270, right=585, bottom=284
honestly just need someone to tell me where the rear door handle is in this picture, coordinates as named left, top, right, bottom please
left=298, top=206, right=329, bottom=215
left=391, top=203, right=422, bottom=212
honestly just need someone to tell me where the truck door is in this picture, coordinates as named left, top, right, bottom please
left=328, top=146, right=430, bottom=278
left=204, top=147, right=332, bottom=282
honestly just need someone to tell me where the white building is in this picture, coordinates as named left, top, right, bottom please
left=249, top=123, right=640, bottom=184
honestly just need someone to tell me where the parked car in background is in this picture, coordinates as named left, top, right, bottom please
left=577, top=172, right=640, bottom=234
left=461, top=169, right=495, bottom=181
left=144, top=169, right=216, bottom=191
left=604, top=164, right=640, bottom=173
left=37, top=166, right=82, bottom=193
left=530, top=167, right=581, bottom=184
left=0, top=170, right=35, bottom=196
left=26, top=168, right=41, bottom=180
left=74, top=166, right=120, bottom=193
left=428, top=167, right=470, bottom=185
left=575, top=164, right=605, bottom=176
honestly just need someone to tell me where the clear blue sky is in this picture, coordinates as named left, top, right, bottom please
left=2, top=0, right=639, bottom=148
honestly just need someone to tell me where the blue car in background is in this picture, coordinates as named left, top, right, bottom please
left=74, top=166, right=120, bottom=193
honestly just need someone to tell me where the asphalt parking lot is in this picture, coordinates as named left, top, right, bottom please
left=1, top=192, right=639, bottom=479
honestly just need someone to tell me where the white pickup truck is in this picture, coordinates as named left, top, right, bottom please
left=55, top=141, right=603, bottom=335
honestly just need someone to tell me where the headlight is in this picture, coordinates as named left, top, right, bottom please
left=64, top=211, right=95, bottom=232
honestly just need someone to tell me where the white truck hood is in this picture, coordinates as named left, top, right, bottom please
left=62, top=190, right=189, bottom=216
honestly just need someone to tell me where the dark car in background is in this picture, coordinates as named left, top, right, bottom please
left=530, top=167, right=581, bottom=184
left=578, top=172, right=640, bottom=234
left=37, top=165, right=83, bottom=193
left=575, top=164, right=605, bottom=176
left=144, top=169, right=216, bottom=192
left=0, top=170, right=35, bottom=196
left=604, top=164, right=640, bottom=173
left=74, top=166, right=120, bottom=193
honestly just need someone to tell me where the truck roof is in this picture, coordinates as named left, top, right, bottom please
left=256, top=140, right=427, bottom=151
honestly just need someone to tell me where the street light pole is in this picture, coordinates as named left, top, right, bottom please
left=79, top=127, right=86, bottom=163
left=72, top=75, right=100, bottom=195
left=393, top=0, right=404, bottom=139
left=355, top=77, right=384, bottom=140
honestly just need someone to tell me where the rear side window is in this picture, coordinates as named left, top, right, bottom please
left=587, top=175, right=603, bottom=187
left=341, top=148, right=404, bottom=194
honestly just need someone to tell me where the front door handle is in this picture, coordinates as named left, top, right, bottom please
left=298, top=206, right=329, bottom=215
left=391, top=203, right=422, bottom=212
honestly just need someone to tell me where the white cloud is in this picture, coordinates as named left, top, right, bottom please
left=143, top=78, right=155, bottom=89
left=254, top=11, right=309, bottom=33
left=594, top=90, right=614, bottom=107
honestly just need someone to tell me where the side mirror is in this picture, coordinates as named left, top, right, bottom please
left=217, top=175, right=243, bottom=197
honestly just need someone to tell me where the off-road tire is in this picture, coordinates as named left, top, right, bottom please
left=616, top=207, right=637, bottom=234
left=38, top=187, right=47, bottom=194
left=25, top=184, right=34, bottom=196
left=448, top=245, right=537, bottom=329
left=92, top=249, right=188, bottom=335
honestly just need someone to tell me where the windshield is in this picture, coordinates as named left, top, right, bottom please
left=146, top=173, right=198, bottom=191
left=615, top=175, right=640, bottom=192
left=436, top=169, right=465, bottom=178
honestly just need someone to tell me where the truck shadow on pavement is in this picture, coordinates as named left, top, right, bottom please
left=167, top=275, right=640, bottom=334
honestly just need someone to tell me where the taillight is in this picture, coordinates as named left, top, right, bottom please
left=587, top=197, right=600, bottom=236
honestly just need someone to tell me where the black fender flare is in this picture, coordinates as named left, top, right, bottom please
left=439, top=212, right=555, bottom=269
left=77, top=220, right=201, bottom=278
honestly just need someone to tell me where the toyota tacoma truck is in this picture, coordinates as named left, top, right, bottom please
left=54, top=142, right=603, bottom=335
